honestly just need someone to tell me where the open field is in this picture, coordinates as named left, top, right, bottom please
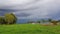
left=0, top=24, right=60, bottom=34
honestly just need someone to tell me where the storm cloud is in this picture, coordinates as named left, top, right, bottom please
left=0, top=0, right=60, bottom=19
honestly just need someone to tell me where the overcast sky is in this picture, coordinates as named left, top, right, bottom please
left=0, top=0, right=60, bottom=19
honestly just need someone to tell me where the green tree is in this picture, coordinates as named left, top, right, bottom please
left=57, top=20, right=60, bottom=22
left=27, top=21, right=33, bottom=23
left=37, top=21, right=41, bottom=24
left=10, top=13, right=17, bottom=24
left=5, top=13, right=15, bottom=24
left=48, top=19, right=52, bottom=22
left=0, top=17, right=5, bottom=24
left=41, top=19, right=46, bottom=23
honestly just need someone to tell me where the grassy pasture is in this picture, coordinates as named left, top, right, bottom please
left=0, top=24, right=60, bottom=34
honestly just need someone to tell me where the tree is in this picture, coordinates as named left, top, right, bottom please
left=37, top=21, right=41, bottom=24
left=0, top=17, right=5, bottom=24
left=57, top=20, right=60, bottom=22
left=27, top=21, right=34, bottom=23
left=41, top=19, right=46, bottom=23
left=5, top=13, right=15, bottom=24
left=48, top=19, right=52, bottom=22
left=10, top=13, right=17, bottom=24
left=0, top=13, right=17, bottom=25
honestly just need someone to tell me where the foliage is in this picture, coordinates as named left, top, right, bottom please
left=27, top=21, right=34, bottom=23
left=51, top=20, right=58, bottom=25
left=37, top=21, right=41, bottom=23
left=0, top=13, right=17, bottom=24
left=41, top=19, right=46, bottom=23
left=5, top=13, right=14, bottom=24
left=11, top=13, right=17, bottom=24
left=57, top=20, right=60, bottom=22
left=0, top=17, right=5, bottom=24
left=48, top=19, right=52, bottom=22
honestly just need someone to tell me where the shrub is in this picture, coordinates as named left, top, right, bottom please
left=51, top=20, right=58, bottom=25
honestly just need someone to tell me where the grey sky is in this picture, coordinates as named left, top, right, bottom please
left=0, top=0, right=60, bottom=19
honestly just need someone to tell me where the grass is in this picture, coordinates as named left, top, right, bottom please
left=0, top=24, right=60, bottom=34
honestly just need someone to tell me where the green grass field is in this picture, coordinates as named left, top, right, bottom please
left=0, top=24, right=60, bottom=34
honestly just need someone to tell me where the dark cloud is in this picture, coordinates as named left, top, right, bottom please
left=0, top=0, right=60, bottom=19
left=16, top=13, right=31, bottom=17
left=0, top=9, right=17, bottom=11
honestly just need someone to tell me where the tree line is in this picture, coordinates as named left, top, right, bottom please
left=0, top=13, right=17, bottom=24
left=27, top=19, right=60, bottom=25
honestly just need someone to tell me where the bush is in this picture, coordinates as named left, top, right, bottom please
left=51, top=20, right=58, bottom=25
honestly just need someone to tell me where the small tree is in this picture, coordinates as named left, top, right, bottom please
left=37, top=21, right=41, bottom=24
left=27, top=21, right=33, bottom=23
left=58, top=20, right=60, bottom=22
left=41, top=19, right=46, bottom=23
left=48, top=19, right=52, bottom=22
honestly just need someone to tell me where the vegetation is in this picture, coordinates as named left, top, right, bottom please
left=41, top=19, right=46, bottom=23
left=48, top=19, right=52, bottom=22
left=27, top=19, right=60, bottom=25
left=27, top=21, right=34, bottom=23
left=51, top=20, right=58, bottom=25
left=0, top=17, right=5, bottom=24
left=0, top=13, right=60, bottom=34
left=0, top=24, right=60, bottom=34
left=0, top=13, right=17, bottom=24
left=10, top=13, right=17, bottom=24
left=37, top=20, right=41, bottom=24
